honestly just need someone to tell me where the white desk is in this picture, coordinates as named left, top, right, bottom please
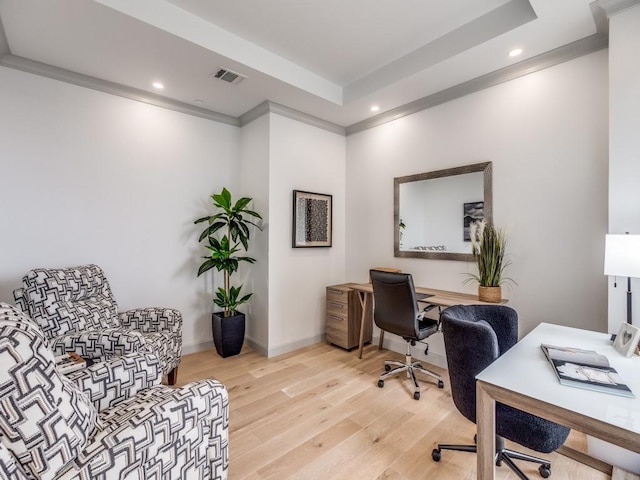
left=476, top=323, right=640, bottom=479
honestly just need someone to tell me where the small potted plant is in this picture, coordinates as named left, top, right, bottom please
left=465, top=220, right=514, bottom=303
left=195, top=187, right=262, bottom=357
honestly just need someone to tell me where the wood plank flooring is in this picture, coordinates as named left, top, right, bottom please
left=175, top=342, right=611, bottom=480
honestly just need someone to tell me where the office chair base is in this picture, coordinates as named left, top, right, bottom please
left=377, top=358, right=444, bottom=400
left=431, top=437, right=552, bottom=479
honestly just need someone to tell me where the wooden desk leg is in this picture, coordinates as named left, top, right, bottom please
left=476, top=381, right=496, bottom=480
left=357, top=291, right=369, bottom=359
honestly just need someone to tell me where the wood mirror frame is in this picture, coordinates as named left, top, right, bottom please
left=394, top=161, right=492, bottom=261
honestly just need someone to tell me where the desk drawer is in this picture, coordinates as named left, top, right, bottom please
left=326, top=284, right=369, bottom=351
left=326, top=314, right=348, bottom=347
left=327, top=299, right=348, bottom=317
left=327, top=287, right=349, bottom=304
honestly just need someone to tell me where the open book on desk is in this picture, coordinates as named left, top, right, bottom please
left=541, top=344, right=634, bottom=398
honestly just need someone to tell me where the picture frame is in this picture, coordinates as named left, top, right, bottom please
left=613, top=323, right=640, bottom=357
left=463, top=201, right=484, bottom=241
left=292, top=190, right=332, bottom=248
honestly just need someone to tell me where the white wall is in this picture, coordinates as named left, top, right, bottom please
left=267, top=113, right=346, bottom=356
left=0, top=66, right=240, bottom=353
left=346, top=51, right=609, bottom=366
left=608, top=4, right=640, bottom=332
left=239, top=114, right=270, bottom=353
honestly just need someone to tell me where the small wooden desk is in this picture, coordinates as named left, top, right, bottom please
left=349, top=283, right=507, bottom=359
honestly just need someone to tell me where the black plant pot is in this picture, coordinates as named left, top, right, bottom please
left=212, top=312, right=245, bottom=358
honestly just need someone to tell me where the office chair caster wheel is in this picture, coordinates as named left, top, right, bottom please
left=437, top=380, right=444, bottom=388
left=384, top=364, right=391, bottom=372
left=539, top=464, right=551, bottom=478
left=431, top=449, right=441, bottom=462
left=413, top=391, right=420, bottom=400
left=378, top=380, right=384, bottom=388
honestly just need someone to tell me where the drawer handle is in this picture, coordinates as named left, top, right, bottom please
left=328, top=315, right=344, bottom=322
left=328, top=290, right=346, bottom=297
left=328, top=302, right=344, bottom=309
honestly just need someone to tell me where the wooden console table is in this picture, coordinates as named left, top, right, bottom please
left=349, top=283, right=508, bottom=359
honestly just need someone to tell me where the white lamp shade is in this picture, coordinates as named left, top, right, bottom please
left=604, top=234, right=640, bottom=278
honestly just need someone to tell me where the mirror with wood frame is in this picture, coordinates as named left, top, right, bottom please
left=394, top=161, right=492, bottom=261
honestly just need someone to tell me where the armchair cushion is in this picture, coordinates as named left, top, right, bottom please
left=0, top=303, right=99, bottom=480
left=66, top=352, right=163, bottom=412
left=57, top=380, right=229, bottom=480
left=15, top=265, right=119, bottom=338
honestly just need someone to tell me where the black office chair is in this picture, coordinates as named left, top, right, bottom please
left=370, top=270, right=444, bottom=400
left=432, top=305, right=570, bottom=479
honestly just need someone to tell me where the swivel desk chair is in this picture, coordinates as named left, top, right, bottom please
left=432, top=305, right=570, bottom=479
left=370, top=270, right=444, bottom=400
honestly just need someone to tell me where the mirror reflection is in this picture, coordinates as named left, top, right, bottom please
left=394, top=162, right=492, bottom=261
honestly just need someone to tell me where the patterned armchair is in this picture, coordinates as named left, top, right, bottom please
left=0, top=303, right=228, bottom=480
left=13, top=264, right=182, bottom=384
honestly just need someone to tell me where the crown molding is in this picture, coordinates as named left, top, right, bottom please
left=238, top=101, right=271, bottom=127
left=0, top=12, right=614, bottom=137
left=591, top=0, right=640, bottom=33
left=240, top=101, right=346, bottom=136
left=592, top=0, right=640, bottom=17
left=0, top=54, right=239, bottom=126
left=346, top=33, right=608, bottom=136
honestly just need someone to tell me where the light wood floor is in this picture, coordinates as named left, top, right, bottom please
left=176, top=342, right=611, bottom=480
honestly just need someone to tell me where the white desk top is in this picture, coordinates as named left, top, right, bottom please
left=477, top=322, right=640, bottom=435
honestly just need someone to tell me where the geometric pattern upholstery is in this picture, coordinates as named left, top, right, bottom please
left=13, top=264, right=182, bottom=379
left=65, top=352, right=163, bottom=412
left=14, top=265, right=119, bottom=337
left=57, top=380, right=229, bottom=480
left=0, top=443, right=30, bottom=480
left=0, top=302, right=228, bottom=480
left=0, top=303, right=99, bottom=480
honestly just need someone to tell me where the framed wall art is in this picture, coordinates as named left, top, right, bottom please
left=292, top=190, right=332, bottom=248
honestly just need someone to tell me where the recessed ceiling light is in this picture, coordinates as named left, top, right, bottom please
left=509, top=48, right=523, bottom=58
left=370, top=105, right=380, bottom=112
left=152, top=82, right=164, bottom=90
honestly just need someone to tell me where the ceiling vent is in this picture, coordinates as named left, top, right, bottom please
left=211, top=67, right=247, bottom=85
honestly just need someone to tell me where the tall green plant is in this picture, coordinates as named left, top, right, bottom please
left=195, top=187, right=262, bottom=316
left=465, top=220, right=514, bottom=287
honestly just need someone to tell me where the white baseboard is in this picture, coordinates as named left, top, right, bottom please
left=180, top=333, right=326, bottom=358
left=181, top=340, right=214, bottom=356
left=262, top=334, right=326, bottom=358
left=181, top=333, right=447, bottom=370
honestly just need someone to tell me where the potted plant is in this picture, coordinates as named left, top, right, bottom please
left=195, top=187, right=262, bottom=357
left=465, top=220, right=514, bottom=303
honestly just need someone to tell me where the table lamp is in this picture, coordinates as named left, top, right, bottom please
left=604, top=234, right=640, bottom=325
